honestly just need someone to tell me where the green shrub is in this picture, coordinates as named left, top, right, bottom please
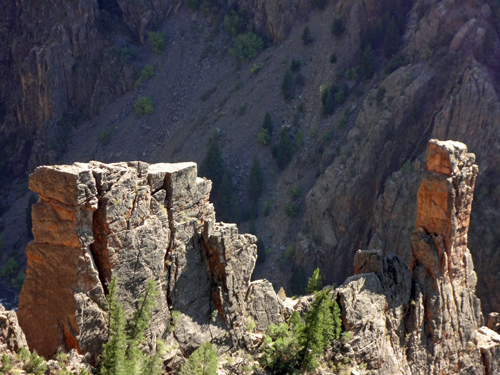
left=147, top=31, right=166, bottom=54
left=291, top=59, right=303, bottom=73
left=246, top=317, right=257, bottom=333
left=282, top=70, right=295, bottom=100
left=402, top=160, right=412, bottom=174
left=141, top=65, right=154, bottom=79
left=344, top=67, right=357, bottom=80
left=302, top=26, right=313, bottom=45
left=284, top=202, right=299, bottom=217
left=289, top=186, right=301, bottom=199
left=54, top=348, right=68, bottom=363
left=230, top=32, right=263, bottom=61
left=331, top=18, right=345, bottom=37
left=359, top=44, right=376, bottom=80
left=257, top=128, right=270, bottom=146
left=134, top=96, right=153, bottom=116
left=256, top=238, right=267, bottom=265
left=295, top=72, right=306, bottom=86
left=168, top=310, right=182, bottom=333
left=16, top=348, right=30, bottom=362
left=0, top=354, right=12, bottom=373
left=199, top=136, right=225, bottom=194
left=215, top=170, right=241, bottom=223
left=263, top=112, right=273, bottom=135
left=250, top=64, right=261, bottom=74
left=272, top=128, right=294, bottom=170
left=24, top=351, right=47, bottom=375
left=322, top=87, right=335, bottom=115
left=249, top=157, right=264, bottom=202
left=0, top=257, right=19, bottom=279
left=179, top=342, right=218, bottom=375
left=224, top=10, right=247, bottom=37
left=261, top=322, right=301, bottom=373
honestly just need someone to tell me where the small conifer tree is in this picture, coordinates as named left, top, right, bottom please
left=249, top=156, right=264, bottom=202
left=179, top=342, right=218, bottom=375
left=359, top=44, right=376, bottom=80
left=306, top=268, right=323, bottom=294
left=282, top=70, right=295, bottom=100
left=199, top=137, right=225, bottom=194
left=302, top=26, right=313, bottom=45
left=273, top=128, right=294, bottom=170
left=263, top=112, right=273, bottom=135
left=98, top=277, right=164, bottom=375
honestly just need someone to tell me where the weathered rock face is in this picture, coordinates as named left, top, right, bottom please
left=0, top=0, right=177, bottom=175
left=406, top=140, right=484, bottom=374
left=295, top=63, right=435, bottom=290
left=0, top=304, right=29, bottom=353
left=17, top=161, right=283, bottom=364
left=336, top=250, right=412, bottom=374
left=336, top=140, right=500, bottom=374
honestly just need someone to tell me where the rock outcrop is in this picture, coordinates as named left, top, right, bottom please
left=0, top=304, right=28, bottom=353
left=336, top=140, right=500, bottom=374
left=17, top=161, right=283, bottom=365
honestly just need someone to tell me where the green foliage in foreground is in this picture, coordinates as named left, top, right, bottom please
left=179, top=342, right=218, bottom=375
left=24, top=351, right=47, bottom=375
left=98, top=277, right=164, bottom=375
left=261, top=270, right=343, bottom=373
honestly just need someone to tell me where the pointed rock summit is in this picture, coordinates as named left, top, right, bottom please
left=336, top=139, right=500, bottom=374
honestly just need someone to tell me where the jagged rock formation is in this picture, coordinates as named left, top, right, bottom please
left=336, top=140, right=500, bottom=374
left=17, top=161, right=283, bottom=366
left=11, top=139, right=500, bottom=375
left=0, top=303, right=28, bottom=354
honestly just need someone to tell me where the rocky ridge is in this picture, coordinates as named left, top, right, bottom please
left=11, top=139, right=500, bottom=374
left=16, top=160, right=284, bottom=369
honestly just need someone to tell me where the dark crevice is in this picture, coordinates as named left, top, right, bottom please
left=89, top=197, right=112, bottom=295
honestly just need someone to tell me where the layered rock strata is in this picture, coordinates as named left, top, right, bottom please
left=336, top=140, right=500, bottom=374
left=17, top=161, right=283, bottom=364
